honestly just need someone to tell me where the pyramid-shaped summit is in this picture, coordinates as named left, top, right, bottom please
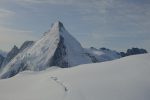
left=0, top=21, right=92, bottom=78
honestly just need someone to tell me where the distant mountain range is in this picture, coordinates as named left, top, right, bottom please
left=0, top=21, right=148, bottom=79
left=120, top=48, right=147, bottom=57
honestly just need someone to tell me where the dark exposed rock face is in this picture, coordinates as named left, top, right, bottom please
left=50, top=36, right=68, bottom=68
left=20, top=41, right=34, bottom=52
left=0, top=55, right=4, bottom=68
left=99, top=47, right=110, bottom=51
left=120, top=48, right=148, bottom=57
left=85, top=53, right=98, bottom=63
left=2, top=45, right=19, bottom=67
left=126, top=48, right=147, bottom=56
left=120, top=52, right=126, bottom=57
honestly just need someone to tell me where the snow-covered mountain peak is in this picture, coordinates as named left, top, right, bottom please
left=52, top=21, right=64, bottom=29
left=49, top=21, right=65, bottom=34
left=0, top=21, right=92, bottom=78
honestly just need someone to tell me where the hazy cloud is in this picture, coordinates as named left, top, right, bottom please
left=0, top=9, right=15, bottom=19
left=0, top=26, right=37, bottom=51
left=0, top=0, right=149, bottom=51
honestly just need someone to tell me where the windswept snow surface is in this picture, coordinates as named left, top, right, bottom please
left=0, top=54, right=150, bottom=100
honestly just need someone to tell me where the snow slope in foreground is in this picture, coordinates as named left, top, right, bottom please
left=0, top=54, right=150, bottom=100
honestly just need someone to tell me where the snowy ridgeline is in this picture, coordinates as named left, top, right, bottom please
left=0, top=21, right=121, bottom=79
left=0, top=21, right=148, bottom=79
left=0, top=54, right=149, bottom=100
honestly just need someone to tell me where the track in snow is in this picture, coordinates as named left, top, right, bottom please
left=50, top=76, right=68, bottom=92
left=50, top=76, right=86, bottom=100
left=50, top=76, right=69, bottom=100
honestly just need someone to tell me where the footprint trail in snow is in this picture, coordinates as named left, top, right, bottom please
left=50, top=76, right=69, bottom=100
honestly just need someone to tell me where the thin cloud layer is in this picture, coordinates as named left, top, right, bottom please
left=0, top=26, right=37, bottom=51
left=0, top=0, right=149, bottom=51
left=0, top=9, right=15, bottom=19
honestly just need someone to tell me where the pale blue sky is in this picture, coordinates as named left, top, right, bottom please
left=0, top=0, right=150, bottom=52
